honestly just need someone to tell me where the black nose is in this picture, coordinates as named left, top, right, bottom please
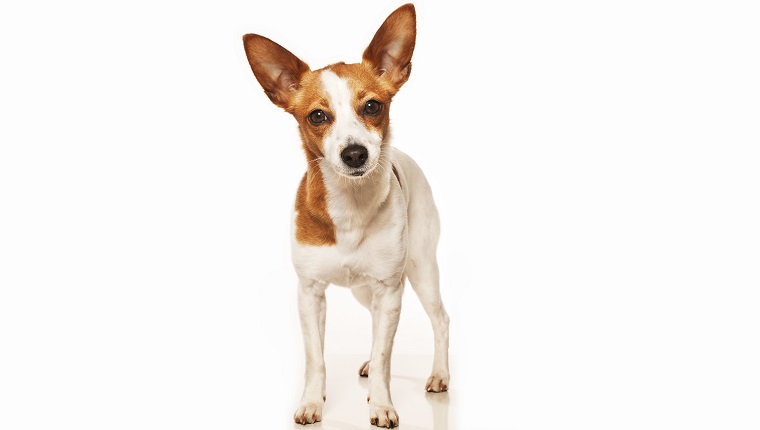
left=340, top=144, right=368, bottom=168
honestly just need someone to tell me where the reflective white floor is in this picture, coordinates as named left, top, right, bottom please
left=291, top=354, right=456, bottom=430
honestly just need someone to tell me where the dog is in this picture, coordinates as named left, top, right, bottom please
left=242, top=4, right=449, bottom=428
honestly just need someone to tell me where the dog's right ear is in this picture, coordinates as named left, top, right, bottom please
left=243, top=34, right=310, bottom=110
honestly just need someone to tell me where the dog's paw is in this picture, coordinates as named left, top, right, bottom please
left=425, top=372, right=449, bottom=392
left=293, top=402, right=323, bottom=425
left=369, top=404, right=399, bottom=428
left=358, top=360, right=370, bottom=377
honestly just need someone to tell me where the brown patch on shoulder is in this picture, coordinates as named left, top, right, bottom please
left=295, top=165, right=336, bottom=246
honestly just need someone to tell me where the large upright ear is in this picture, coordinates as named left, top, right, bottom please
left=242, top=34, right=310, bottom=109
left=362, top=3, right=417, bottom=93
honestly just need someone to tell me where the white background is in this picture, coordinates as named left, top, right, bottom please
left=1, top=0, right=759, bottom=429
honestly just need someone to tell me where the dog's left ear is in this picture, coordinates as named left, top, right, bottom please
left=362, top=3, right=416, bottom=94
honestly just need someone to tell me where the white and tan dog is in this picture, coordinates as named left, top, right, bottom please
left=243, top=4, right=449, bottom=428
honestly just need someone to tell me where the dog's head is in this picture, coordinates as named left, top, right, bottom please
left=243, top=4, right=416, bottom=178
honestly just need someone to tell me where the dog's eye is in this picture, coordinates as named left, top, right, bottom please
left=363, top=100, right=383, bottom=116
left=308, top=110, right=328, bottom=125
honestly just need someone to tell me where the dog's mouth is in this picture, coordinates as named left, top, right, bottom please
left=329, top=149, right=383, bottom=179
left=333, top=163, right=377, bottom=179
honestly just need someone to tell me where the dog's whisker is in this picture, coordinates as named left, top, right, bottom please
left=307, top=157, right=324, bottom=167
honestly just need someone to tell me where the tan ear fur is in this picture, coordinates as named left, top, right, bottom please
left=362, top=3, right=417, bottom=93
left=242, top=34, right=310, bottom=109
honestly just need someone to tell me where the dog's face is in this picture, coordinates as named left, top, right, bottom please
left=290, top=64, right=393, bottom=178
left=242, top=4, right=416, bottom=178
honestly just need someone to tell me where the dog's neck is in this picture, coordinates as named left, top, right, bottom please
left=314, top=147, right=393, bottom=230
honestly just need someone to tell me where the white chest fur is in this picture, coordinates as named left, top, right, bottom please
left=291, top=157, right=408, bottom=287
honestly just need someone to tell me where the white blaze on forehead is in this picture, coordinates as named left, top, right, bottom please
left=320, top=70, right=359, bottom=132
left=319, top=69, right=382, bottom=172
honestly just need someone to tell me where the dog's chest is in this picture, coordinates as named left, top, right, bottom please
left=292, top=185, right=408, bottom=287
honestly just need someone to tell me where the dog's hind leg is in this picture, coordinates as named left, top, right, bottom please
left=391, top=146, right=450, bottom=392
left=406, top=257, right=450, bottom=392
left=351, top=285, right=374, bottom=377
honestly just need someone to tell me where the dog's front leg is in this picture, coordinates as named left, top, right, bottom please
left=293, top=279, right=327, bottom=425
left=367, top=280, right=403, bottom=428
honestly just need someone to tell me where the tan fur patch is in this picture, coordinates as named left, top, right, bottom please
left=294, top=163, right=335, bottom=246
